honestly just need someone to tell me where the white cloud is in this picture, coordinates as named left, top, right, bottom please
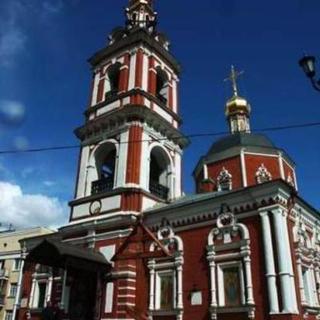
left=42, top=0, right=64, bottom=15
left=0, top=29, right=26, bottom=66
left=43, top=180, right=56, bottom=187
left=0, top=181, right=68, bottom=229
left=0, top=100, right=25, bottom=125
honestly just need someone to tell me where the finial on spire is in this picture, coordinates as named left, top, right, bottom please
left=224, top=65, right=244, bottom=97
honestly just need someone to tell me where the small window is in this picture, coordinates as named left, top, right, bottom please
left=37, top=282, right=47, bottom=308
left=13, top=259, right=21, bottom=271
left=156, top=271, right=175, bottom=311
left=9, top=283, right=17, bottom=297
left=5, top=311, right=13, bottom=320
left=0, top=260, right=4, bottom=269
left=223, top=267, right=242, bottom=307
left=218, top=263, right=245, bottom=307
left=160, top=274, right=174, bottom=310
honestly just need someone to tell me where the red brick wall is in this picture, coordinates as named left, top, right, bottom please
left=206, top=156, right=243, bottom=190
left=245, top=154, right=280, bottom=186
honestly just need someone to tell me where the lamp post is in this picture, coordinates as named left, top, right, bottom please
left=299, top=55, right=320, bottom=92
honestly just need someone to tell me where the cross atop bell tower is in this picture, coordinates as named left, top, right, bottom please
left=126, top=0, right=157, bottom=32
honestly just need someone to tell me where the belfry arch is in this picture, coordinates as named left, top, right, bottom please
left=148, top=145, right=172, bottom=200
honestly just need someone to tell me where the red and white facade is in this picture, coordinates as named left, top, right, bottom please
left=15, top=1, right=320, bottom=320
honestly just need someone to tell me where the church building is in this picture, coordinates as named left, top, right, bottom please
left=14, top=1, right=320, bottom=320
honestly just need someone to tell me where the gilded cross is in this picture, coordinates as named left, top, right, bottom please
left=224, top=65, right=244, bottom=96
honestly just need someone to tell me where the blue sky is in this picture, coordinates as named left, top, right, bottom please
left=0, top=0, right=319, bottom=227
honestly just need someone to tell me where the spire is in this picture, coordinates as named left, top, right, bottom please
left=125, top=0, right=157, bottom=32
left=224, top=66, right=251, bottom=134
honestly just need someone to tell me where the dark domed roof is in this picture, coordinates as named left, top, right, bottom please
left=207, top=133, right=276, bottom=156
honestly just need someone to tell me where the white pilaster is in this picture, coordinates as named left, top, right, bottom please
left=140, top=130, right=150, bottom=191
left=142, top=53, right=149, bottom=91
left=272, top=209, right=297, bottom=313
left=174, top=153, right=182, bottom=198
left=128, top=52, right=137, bottom=90
left=240, top=148, right=247, bottom=187
left=297, top=257, right=307, bottom=305
left=260, top=211, right=280, bottom=313
left=115, top=130, right=129, bottom=188
left=76, top=146, right=90, bottom=198
left=203, top=163, right=208, bottom=180
left=278, top=152, right=285, bottom=180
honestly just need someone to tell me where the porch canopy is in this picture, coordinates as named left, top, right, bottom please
left=27, top=239, right=111, bottom=272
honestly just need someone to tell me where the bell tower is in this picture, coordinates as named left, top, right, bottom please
left=69, top=1, right=189, bottom=222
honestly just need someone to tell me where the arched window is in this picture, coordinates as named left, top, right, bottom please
left=92, top=143, right=117, bottom=195
left=105, top=63, right=121, bottom=99
left=149, top=146, right=171, bottom=200
left=155, top=67, right=169, bottom=104
left=217, top=167, right=232, bottom=191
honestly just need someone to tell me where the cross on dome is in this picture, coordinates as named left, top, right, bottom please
left=224, top=65, right=244, bottom=97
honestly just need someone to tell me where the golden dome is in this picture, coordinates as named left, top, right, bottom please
left=225, top=95, right=251, bottom=117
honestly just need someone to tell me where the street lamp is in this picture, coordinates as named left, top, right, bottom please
left=299, top=55, right=320, bottom=92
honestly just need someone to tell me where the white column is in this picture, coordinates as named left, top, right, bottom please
left=272, top=209, right=295, bottom=313
left=46, top=276, right=53, bottom=304
left=208, top=253, right=217, bottom=307
left=29, top=278, right=37, bottom=308
left=280, top=212, right=298, bottom=312
left=148, top=260, right=155, bottom=311
left=243, top=255, right=254, bottom=305
left=60, top=269, right=68, bottom=310
left=176, top=262, right=183, bottom=309
left=260, top=211, right=280, bottom=313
